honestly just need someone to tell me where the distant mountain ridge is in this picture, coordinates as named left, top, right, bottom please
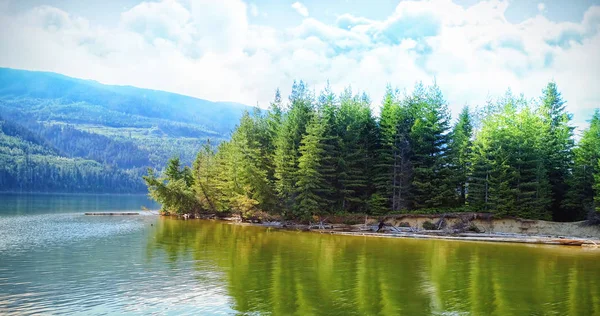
left=0, top=67, right=252, bottom=193
left=0, top=67, right=250, bottom=134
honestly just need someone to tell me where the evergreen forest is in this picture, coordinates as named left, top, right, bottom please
left=145, top=80, right=600, bottom=221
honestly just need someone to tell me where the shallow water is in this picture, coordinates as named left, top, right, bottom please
left=0, top=194, right=599, bottom=315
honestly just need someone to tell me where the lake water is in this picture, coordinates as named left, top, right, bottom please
left=0, top=194, right=599, bottom=315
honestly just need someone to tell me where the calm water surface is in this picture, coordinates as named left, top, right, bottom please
left=0, top=194, right=599, bottom=315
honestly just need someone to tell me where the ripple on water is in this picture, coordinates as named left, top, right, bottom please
left=0, top=213, right=145, bottom=253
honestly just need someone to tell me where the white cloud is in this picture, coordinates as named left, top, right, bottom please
left=538, top=3, right=546, bottom=12
left=291, top=2, right=309, bottom=17
left=0, top=0, right=598, bottom=130
left=249, top=3, right=258, bottom=17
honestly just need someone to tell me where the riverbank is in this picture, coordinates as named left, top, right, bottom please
left=179, top=212, right=600, bottom=248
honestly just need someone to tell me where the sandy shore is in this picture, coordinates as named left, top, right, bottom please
left=175, top=212, right=600, bottom=248
left=256, top=213, right=600, bottom=248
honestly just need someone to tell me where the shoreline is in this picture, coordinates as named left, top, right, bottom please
left=317, top=230, right=600, bottom=247
left=169, top=212, right=600, bottom=248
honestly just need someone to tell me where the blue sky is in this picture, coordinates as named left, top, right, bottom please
left=0, top=0, right=599, bottom=132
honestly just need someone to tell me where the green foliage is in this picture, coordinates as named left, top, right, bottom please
left=0, top=68, right=247, bottom=193
left=0, top=115, right=144, bottom=192
left=449, top=106, right=473, bottom=206
left=422, top=221, right=437, bottom=230
left=145, top=80, right=592, bottom=222
left=274, top=80, right=314, bottom=212
left=335, top=88, right=378, bottom=213
left=468, top=93, right=552, bottom=219
left=143, top=157, right=199, bottom=215
left=595, top=159, right=600, bottom=212
left=539, top=82, right=575, bottom=221
left=410, top=82, right=453, bottom=209
left=295, top=115, right=328, bottom=218
left=373, top=85, right=413, bottom=213
left=564, top=110, right=600, bottom=219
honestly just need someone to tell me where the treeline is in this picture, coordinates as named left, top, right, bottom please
left=2, top=98, right=226, bottom=168
left=145, top=81, right=600, bottom=221
left=0, top=115, right=145, bottom=193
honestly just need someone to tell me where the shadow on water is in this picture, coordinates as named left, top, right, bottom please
left=148, top=218, right=600, bottom=316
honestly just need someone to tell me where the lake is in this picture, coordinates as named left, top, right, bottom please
left=0, top=194, right=599, bottom=315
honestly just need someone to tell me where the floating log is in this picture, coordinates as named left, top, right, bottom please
left=84, top=212, right=139, bottom=216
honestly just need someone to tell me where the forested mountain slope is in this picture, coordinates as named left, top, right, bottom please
left=0, top=68, right=251, bottom=193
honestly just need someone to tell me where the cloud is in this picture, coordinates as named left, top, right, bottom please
left=291, top=2, right=309, bottom=17
left=538, top=3, right=545, bottom=12
left=120, top=0, right=191, bottom=42
left=0, top=0, right=598, bottom=132
left=249, top=3, right=258, bottom=17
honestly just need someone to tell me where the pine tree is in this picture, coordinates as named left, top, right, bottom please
left=295, top=115, right=328, bottom=218
left=373, top=85, right=401, bottom=213
left=193, top=140, right=222, bottom=212
left=263, top=89, right=284, bottom=185
left=448, top=106, right=473, bottom=206
left=144, top=157, right=198, bottom=215
left=468, top=131, right=493, bottom=211
left=335, top=88, right=378, bottom=213
left=595, top=159, right=600, bottom=212
left=316, top=83, right=340, bottom=210
left=273, top=81, right=314, bottom=214
left=539, top=82, right=574, bottom=221
left=410, top=82, right=453, bottom=209
left=468, top=94, right=551, bottom=219
left=513, top=108, right=551, bottom=219
left=564, top=110, right=600, bottom=219
left=230, top=112, right=275, bottom=213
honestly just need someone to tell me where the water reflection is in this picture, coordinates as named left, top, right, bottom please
left=0, top=193, right=158, bottom=216
left=149, top=218, right=600, bottom=316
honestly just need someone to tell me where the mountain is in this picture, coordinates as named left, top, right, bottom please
left=0, top=67, right=252, bottom=193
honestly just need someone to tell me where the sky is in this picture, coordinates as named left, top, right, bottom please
left=0, top=0, right=599, bottom=133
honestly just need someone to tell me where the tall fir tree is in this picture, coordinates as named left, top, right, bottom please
left=263, top=89, right=284, bottom=185
left=564, top=110, right=600, bottom=219
left=193, top=140, right=222, bottom=212
left=468, top=131, right=493, bottom=211
left=230, top=111, right=275, bottom=212
left=468, top=93, right=551, bottom=219
left=595, top=159, right=600, bottom=212
left=448, top=106, right=473, bottom=206
left=539, top=82, right=575, bottom=221
left=373, top=85, right=401, bottom=213
left=410, top=82, right=453, bottom=209
left=316, top=83, right=340, bottom=210
left=273, top=80, right=314, bottom=214
left=335, top=88, right=378, bottom=213
left=295, top=115, right=328, bottom=218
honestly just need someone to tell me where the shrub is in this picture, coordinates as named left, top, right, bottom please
left=422, top=221, right=437, bottom=230
left=466, top=223, right=481, bottom=233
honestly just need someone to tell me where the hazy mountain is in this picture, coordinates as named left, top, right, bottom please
left=0, top=67, right=252, bottom=193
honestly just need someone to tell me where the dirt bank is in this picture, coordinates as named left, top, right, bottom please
left=370, top=213, right=600, bottom=239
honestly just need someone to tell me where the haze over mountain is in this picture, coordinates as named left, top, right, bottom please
left=0, top=67, right=252, bottom=193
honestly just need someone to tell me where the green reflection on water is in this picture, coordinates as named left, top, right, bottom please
left=148, top=218, right=600, bottom=316
left=0, top=193, right=158, bottom=215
